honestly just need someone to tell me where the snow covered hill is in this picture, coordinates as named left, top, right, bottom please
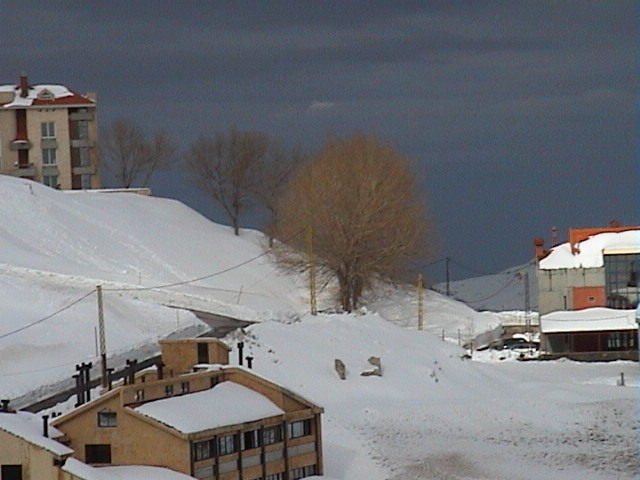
left=0, top=176, right=637, bottom=480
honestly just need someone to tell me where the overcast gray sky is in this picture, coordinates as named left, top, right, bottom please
left=2, top=1, right=636, bottom=282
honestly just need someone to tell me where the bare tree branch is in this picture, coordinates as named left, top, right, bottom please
left=100, top=118, right=174, bottom=188
left=271, top=134, right=433, bottom=312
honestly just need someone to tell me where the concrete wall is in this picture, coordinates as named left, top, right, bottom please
left=537, top=266, right=606, bottom=315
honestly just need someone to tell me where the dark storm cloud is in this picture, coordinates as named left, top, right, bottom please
left=1, top=1, right=636, bottom=282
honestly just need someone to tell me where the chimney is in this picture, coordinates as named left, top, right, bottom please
left=19, top=73, right=29, bottom=98
left=42, top=415, right=49, bottom=438
left=534, top=238, right=546, bottom=260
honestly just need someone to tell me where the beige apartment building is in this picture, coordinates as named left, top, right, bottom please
left=0, top=74, right=100, bottom=190
left=51, top=338, right=324, bottom=480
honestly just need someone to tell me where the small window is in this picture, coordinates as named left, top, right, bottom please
left=193, top=440, right=213, bottom=461
left=85, top=444, right=111, bottom=464
left=165, top=384, right=174, bottom=397
left=42, top=148, right=56, bottom=166
left=134, top=389, right=144, bottom=402
left=197, top=342, right=209, bottom=364
left=263, top=425, right=283, bottom=445
left=41, top=122, right=55, bottom=138
left=97, top=409, right=117, bottom=427
left=217, top=434, right=238, bottom=456
left=288, top=419, right=312, bottom=439
left=291, top=465, right=316, bottom=479
left=37, top=89, right=55, bottom=101
left=1, top=465, right=23, bottom=480
left=243, top=429, right=261, bottom=450
left=181, top=381, right=190, bottom=394
left=43, top=175, right=58, bottom=188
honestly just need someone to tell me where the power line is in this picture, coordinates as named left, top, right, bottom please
left=0, top=290, right=96, bottom=340
left=103, top=227, right=307, bottom=293
left=450, top=275, right=519, bottom=304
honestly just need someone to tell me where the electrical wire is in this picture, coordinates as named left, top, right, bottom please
left=103, top=227, right=307, bottom=293
left=0, top=290, right=96, bottom=340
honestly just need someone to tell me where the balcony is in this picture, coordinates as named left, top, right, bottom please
left=9, top=139, right=32, bottom=151
left=12, top=163, right=36, bottom=177
left=72, top=165, right=96, bottom=175
left=69, top=111, right=94, bottom=121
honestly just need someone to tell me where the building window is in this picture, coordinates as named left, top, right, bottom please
left=41, top=122, right=55, bottom=138
left=291, top=465, right=316, bottom=479
left=42, top=148, right=56, bottom=165
left=134, top=389, right=144, bottom=402
left=181, top=381, right=190, bottom=394
left=97, top=409, right=117, bottom=427
left=1, top=465, right=23, bottom=480
left=85, top=444, right=112, bottom=464
left=288, top=419, right=312, bottom=439
left=605, top=253, right=640, bottom=309
left=263, top=425, right=283, bottom=445
left=243, top=429, right=261, bottom=450
left=217, top=434, right=238, bottom=456
left=267, top=474, right=285, bottom=480
left=165, top=384, right=174, bottom=397
left=43, top=175, right=58, bottom=188
left=193, top=439, right=214, bottom=461
left=197, top=342, right=209, bottom=364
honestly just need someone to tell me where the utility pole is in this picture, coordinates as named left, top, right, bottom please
left=306, top=225, right=317, bottom=315
left=96, top=285, right=109, bottom=389
left=445, top=256, right=451, bottom=296
left=417, top=274, right=424, bottom=330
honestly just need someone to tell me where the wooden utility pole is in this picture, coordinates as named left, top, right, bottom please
left=417, top=274, right=424, bottom=330
left=307, top=225, right=317, bottom=315
left=96, top=285, right=109, bottom=389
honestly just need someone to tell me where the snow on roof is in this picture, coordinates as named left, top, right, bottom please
left=540, top=307, right=638, bottom=333
left=134, top=381, right=284, bottom=434
left=0, top=83, right=92, bottom=108
left=0, top=411, right=72, bottom=457
left=539, top=230, right=640, bottom=270
left=63, top=458, right=196, bottom=480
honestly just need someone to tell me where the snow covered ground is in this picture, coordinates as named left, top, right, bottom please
left=226, top=314, right=638, bottom=480
left=0, top=175, right=638, bottom=479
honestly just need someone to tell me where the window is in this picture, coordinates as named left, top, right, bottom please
left=193, top=440, right=214, bottom=461
left=243, top=429, right=261, bottom=450
left=181, top=381, right=190, bottom=394
left=265, top=474, right=284, bottom=480
left=263, top=425, right=283, bottom=445
left=41, top=122, right=55, bottom=138
left=605, top=253, right=640, bottom=309
left=165, top=384, right=174, bottom=397
left=43, top=175, right=58, bottom=188
left=197, top=342, right=209, bottom=364
left=291, top=465, right=316, bottom=479
left=134, top=389, right=144, bottom=402
left=288, top=419, right=312, bottom=439
left=97, top=409, right=117, bottom=427
left=85, top=444, right=111, bottom=464
left=217, top=434, right=238, bottom=456
left=1, top=465, right=23, bottom=480
left=42, top=148, right=56, bottom=165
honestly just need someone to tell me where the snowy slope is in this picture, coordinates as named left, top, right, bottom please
left=0, top=176, right=308, bottom=401
left=0, top=175, right=505, bottom=401
left=227, top=313, right=638, bottom=480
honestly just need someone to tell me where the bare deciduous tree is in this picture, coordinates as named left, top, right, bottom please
left=271, top=134, right=432, bottom=312
left=252, top=143, right=306, bottom=245
left=100, top=118, right=174, bottom=188
left=186, top=129, right=269, bottom=235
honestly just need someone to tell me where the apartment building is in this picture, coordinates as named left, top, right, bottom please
left=0, top=74, right=99, bottom=190
left=51, top=338, right=324, bottom=480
